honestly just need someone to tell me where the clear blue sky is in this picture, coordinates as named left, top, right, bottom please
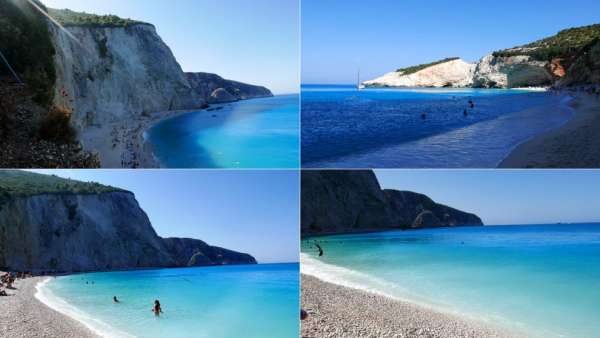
left=43, top=0, right=299, bottom=94
left=302, top=0, right=600, bottom=84
left=375, top=170, right=600, bottom=226
left=29, top=170, right=299, bottom=264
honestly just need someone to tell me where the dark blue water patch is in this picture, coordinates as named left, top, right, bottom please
left=301, top=85, right=566, bottom=167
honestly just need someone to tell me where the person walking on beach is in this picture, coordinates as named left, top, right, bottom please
left=153, top=300, right=163, bottom=316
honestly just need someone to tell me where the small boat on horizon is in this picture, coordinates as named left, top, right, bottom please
left=357, top=68, right=365, bottom=90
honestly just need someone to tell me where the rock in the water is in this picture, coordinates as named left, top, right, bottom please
left=301, top=170, right=483, bottom=236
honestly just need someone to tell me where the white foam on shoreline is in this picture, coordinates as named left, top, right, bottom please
left=301, top=253, right=439, bottom=309
left=300, top=253, right=534, bottom=336
left=35, top=278, right=135, bottom=338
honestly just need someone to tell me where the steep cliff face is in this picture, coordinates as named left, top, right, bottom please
left=364, top=58, right=475, bottom=88
left=0, top=172, right=256, bottom=272
left=0, top=191, right=175, bottom=272
left=186, top=72, right=273, bottom=103
left=50, top=23, right=204, bottom=131
left=472, top=54, right=554, bottom=88
left=301, top=170, right=482, bottom=236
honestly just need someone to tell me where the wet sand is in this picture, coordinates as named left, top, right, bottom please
left=500, top=93, right=600, bottom=168
left=301, top=274, right=520, bottom=338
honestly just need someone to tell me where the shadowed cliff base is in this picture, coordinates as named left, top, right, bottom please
left=301, top=170, right=482, bottom=237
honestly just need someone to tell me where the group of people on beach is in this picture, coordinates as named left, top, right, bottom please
left=0, top=271, right=33, bottom=296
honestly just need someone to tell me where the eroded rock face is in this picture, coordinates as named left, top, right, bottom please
left=0, top=192, right=256, bottom=272
left=50, top=24, right=205, bottom=132
left=186, top=72, right=273, bottom=103
left=364, top=59, right=476, bottom=88
left=301, top=170, right=482, bottom=236
left=472, top=54, right=554, bottom=88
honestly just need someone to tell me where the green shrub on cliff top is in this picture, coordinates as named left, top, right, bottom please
left=0, top=170, right=126, bottom=196
left=396, top=57, right=460, bottom=75
left=0, top=0, right=56, bottom=106
left=47, top=8, right=145, bottom=27
left=493, top=23, right=600, bottom=61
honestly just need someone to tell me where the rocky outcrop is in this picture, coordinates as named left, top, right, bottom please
left=0, top=175, right=256, bottom=272
left=472, top=54, right=554, bottom=88
left=364, top=58, right=476, bottom=88
left=162, top=237, right=257, bottom=266
left=301, top=170, right=482, bottom=236
left=186, top=72, right=273, bottom=103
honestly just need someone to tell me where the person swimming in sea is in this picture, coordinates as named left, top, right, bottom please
left=113, top=296, right=120, bottom=303
left=421, top=112, right=427, bottom=120
left=315, top=243, right=324, bottom=257
left=468, top=99, right=475, bottom=108
left=463, top=109, right=468, bottom=116
left=153, top=300, right=163, bottom=316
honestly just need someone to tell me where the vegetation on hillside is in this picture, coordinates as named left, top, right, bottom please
left=396, top=57, right=460, bottom=75
left=493, top=23, right=600, bottom=61
left=47, top=8, right=145, bottom=27
left=0, top=170, right=126, bottom=197
left=0, top=0, right=56, bottom=106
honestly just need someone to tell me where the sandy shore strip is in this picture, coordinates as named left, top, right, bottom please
left=79, top=107, right=205, bottom=168
left=301, top=274, right=521, bottom=338
left=500, top=92, right=600, bottom=168
left=0, top=276, right=97, bottom=338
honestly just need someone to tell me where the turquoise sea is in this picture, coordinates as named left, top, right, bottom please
left=301, top=224, right=600, bottom=338
left=301, top=85, right=573, bottom=168
left=147, top=95, right=299, bottom=168
left=37, top=264, right=299, bottom=338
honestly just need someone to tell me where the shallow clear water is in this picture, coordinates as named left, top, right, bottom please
left=39, top=264, right=299, bottom=338
left=147, top=95, right=299, bottom=168
left=301, top=85, right=572, bottom=168
left=301, top=224, right=600, bottom=338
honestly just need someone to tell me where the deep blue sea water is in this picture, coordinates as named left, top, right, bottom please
left=147, top=95, right=299, bottom=168
left=301, top=85, right=572, bottom=168
left=37, top=264, right=299, bottom=338
left=301, top=224, right=600, bottom=338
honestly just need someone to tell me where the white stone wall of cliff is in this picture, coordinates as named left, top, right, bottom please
left=49, top=23, right=205, bottom=132
left=473, top=54, right=554, bottom=88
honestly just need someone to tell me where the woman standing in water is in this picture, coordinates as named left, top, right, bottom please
left=153, top=300, right=163, bottom=316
